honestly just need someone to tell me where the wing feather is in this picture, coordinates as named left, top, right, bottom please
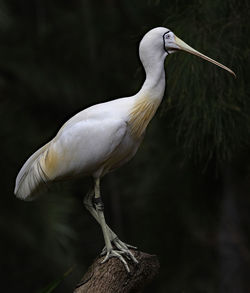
left=14, top=143, right=50, bottom=200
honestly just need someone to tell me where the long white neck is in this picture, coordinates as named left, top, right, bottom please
left=128, top=52, right=167, bottom=138
left=128, top=28, right=169, bottom=138
left=136, top=48, right=167, bottom=103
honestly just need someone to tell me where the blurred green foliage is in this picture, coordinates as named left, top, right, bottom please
left=36, top=266, right=74, bottom=293
left=0, top=0, right=250, bottom=292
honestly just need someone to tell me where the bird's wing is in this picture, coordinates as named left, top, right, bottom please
left=14, top=97, right=132, bottom=200
left=43, top=117, right=128, bottom=180
left=14, top=142, right=51, bottom=200
left=15, top=117, right=128, bottom=200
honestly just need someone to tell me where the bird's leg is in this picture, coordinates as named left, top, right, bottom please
left=90, top=178, right=137, bottom=272
left=93, top=178, right=112, bottom=250
left=84, top=189, right=117, bottom=242
left=83, top=190, right=137, bottom=257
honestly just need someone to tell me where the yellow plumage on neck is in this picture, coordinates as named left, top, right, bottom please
left=128, top=96, right=160, bottom=138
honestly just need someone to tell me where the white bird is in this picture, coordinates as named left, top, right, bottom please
left=14, top=27, right=235, bottom=272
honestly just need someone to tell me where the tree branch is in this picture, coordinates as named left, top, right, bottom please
left=74, top=250, right=160, bottom=293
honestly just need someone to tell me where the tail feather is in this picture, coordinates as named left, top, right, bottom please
left=14, top=143, right=50, bottom=200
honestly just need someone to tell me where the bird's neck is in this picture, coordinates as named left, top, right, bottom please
left=128, top=56, right=166, bottom=138
left=139, top=57, right=166, bottom=101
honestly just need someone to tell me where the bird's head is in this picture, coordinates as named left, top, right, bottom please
left=139, top=27, right=235, bottom=77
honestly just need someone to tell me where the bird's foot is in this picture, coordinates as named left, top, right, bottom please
left=113, top=237, right=138, bottom=264
left=101, top=248, right=131, bottom=272
left=101, top=237, right=137, bottom=252
left=113, top=238, right=138, bottom=251
left=100, top=238, right=138, bottom=272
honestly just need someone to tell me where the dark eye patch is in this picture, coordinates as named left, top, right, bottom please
left=163, top=31, right=170, bottom=54
left=163, top=31, right=170, bottom=38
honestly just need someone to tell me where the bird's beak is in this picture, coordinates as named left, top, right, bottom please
left=174, top=36, right=236, bottom=77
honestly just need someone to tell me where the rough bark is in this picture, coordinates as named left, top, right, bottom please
left=74, top=250, right=160, bottom=293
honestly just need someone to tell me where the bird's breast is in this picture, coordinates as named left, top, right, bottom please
left=98, top=96, right=160, bottom=176
left=128, top=96, right=159, bottom=139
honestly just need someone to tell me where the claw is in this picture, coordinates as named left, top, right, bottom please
left=112, top=239, right=138, bottom=264
left=101, top=250, right=111, bottom=263
left=100, top=238, right=138, bottom=265
left=125, top=243, right=138, bottom=250
left=99, top=238, right=138, bottom=273
left=113, top=238, right=137, bottom=250
left=101, top=249, right=130, bottom=272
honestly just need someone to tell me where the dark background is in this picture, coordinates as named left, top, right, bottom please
left=1, top=0, right=250, bottom=292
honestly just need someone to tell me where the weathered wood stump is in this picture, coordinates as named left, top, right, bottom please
left=74, top=250, right=160, bottom=293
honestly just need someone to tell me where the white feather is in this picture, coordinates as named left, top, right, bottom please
left=14, top=143, right=49, bottom=200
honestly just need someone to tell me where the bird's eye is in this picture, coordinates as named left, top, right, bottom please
left=165, top=34, right=170, bottom=39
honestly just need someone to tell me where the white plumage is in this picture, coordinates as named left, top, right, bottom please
left=14, top=27, right=235, bottom=271
left=15, top=96, right=147, bottom=199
